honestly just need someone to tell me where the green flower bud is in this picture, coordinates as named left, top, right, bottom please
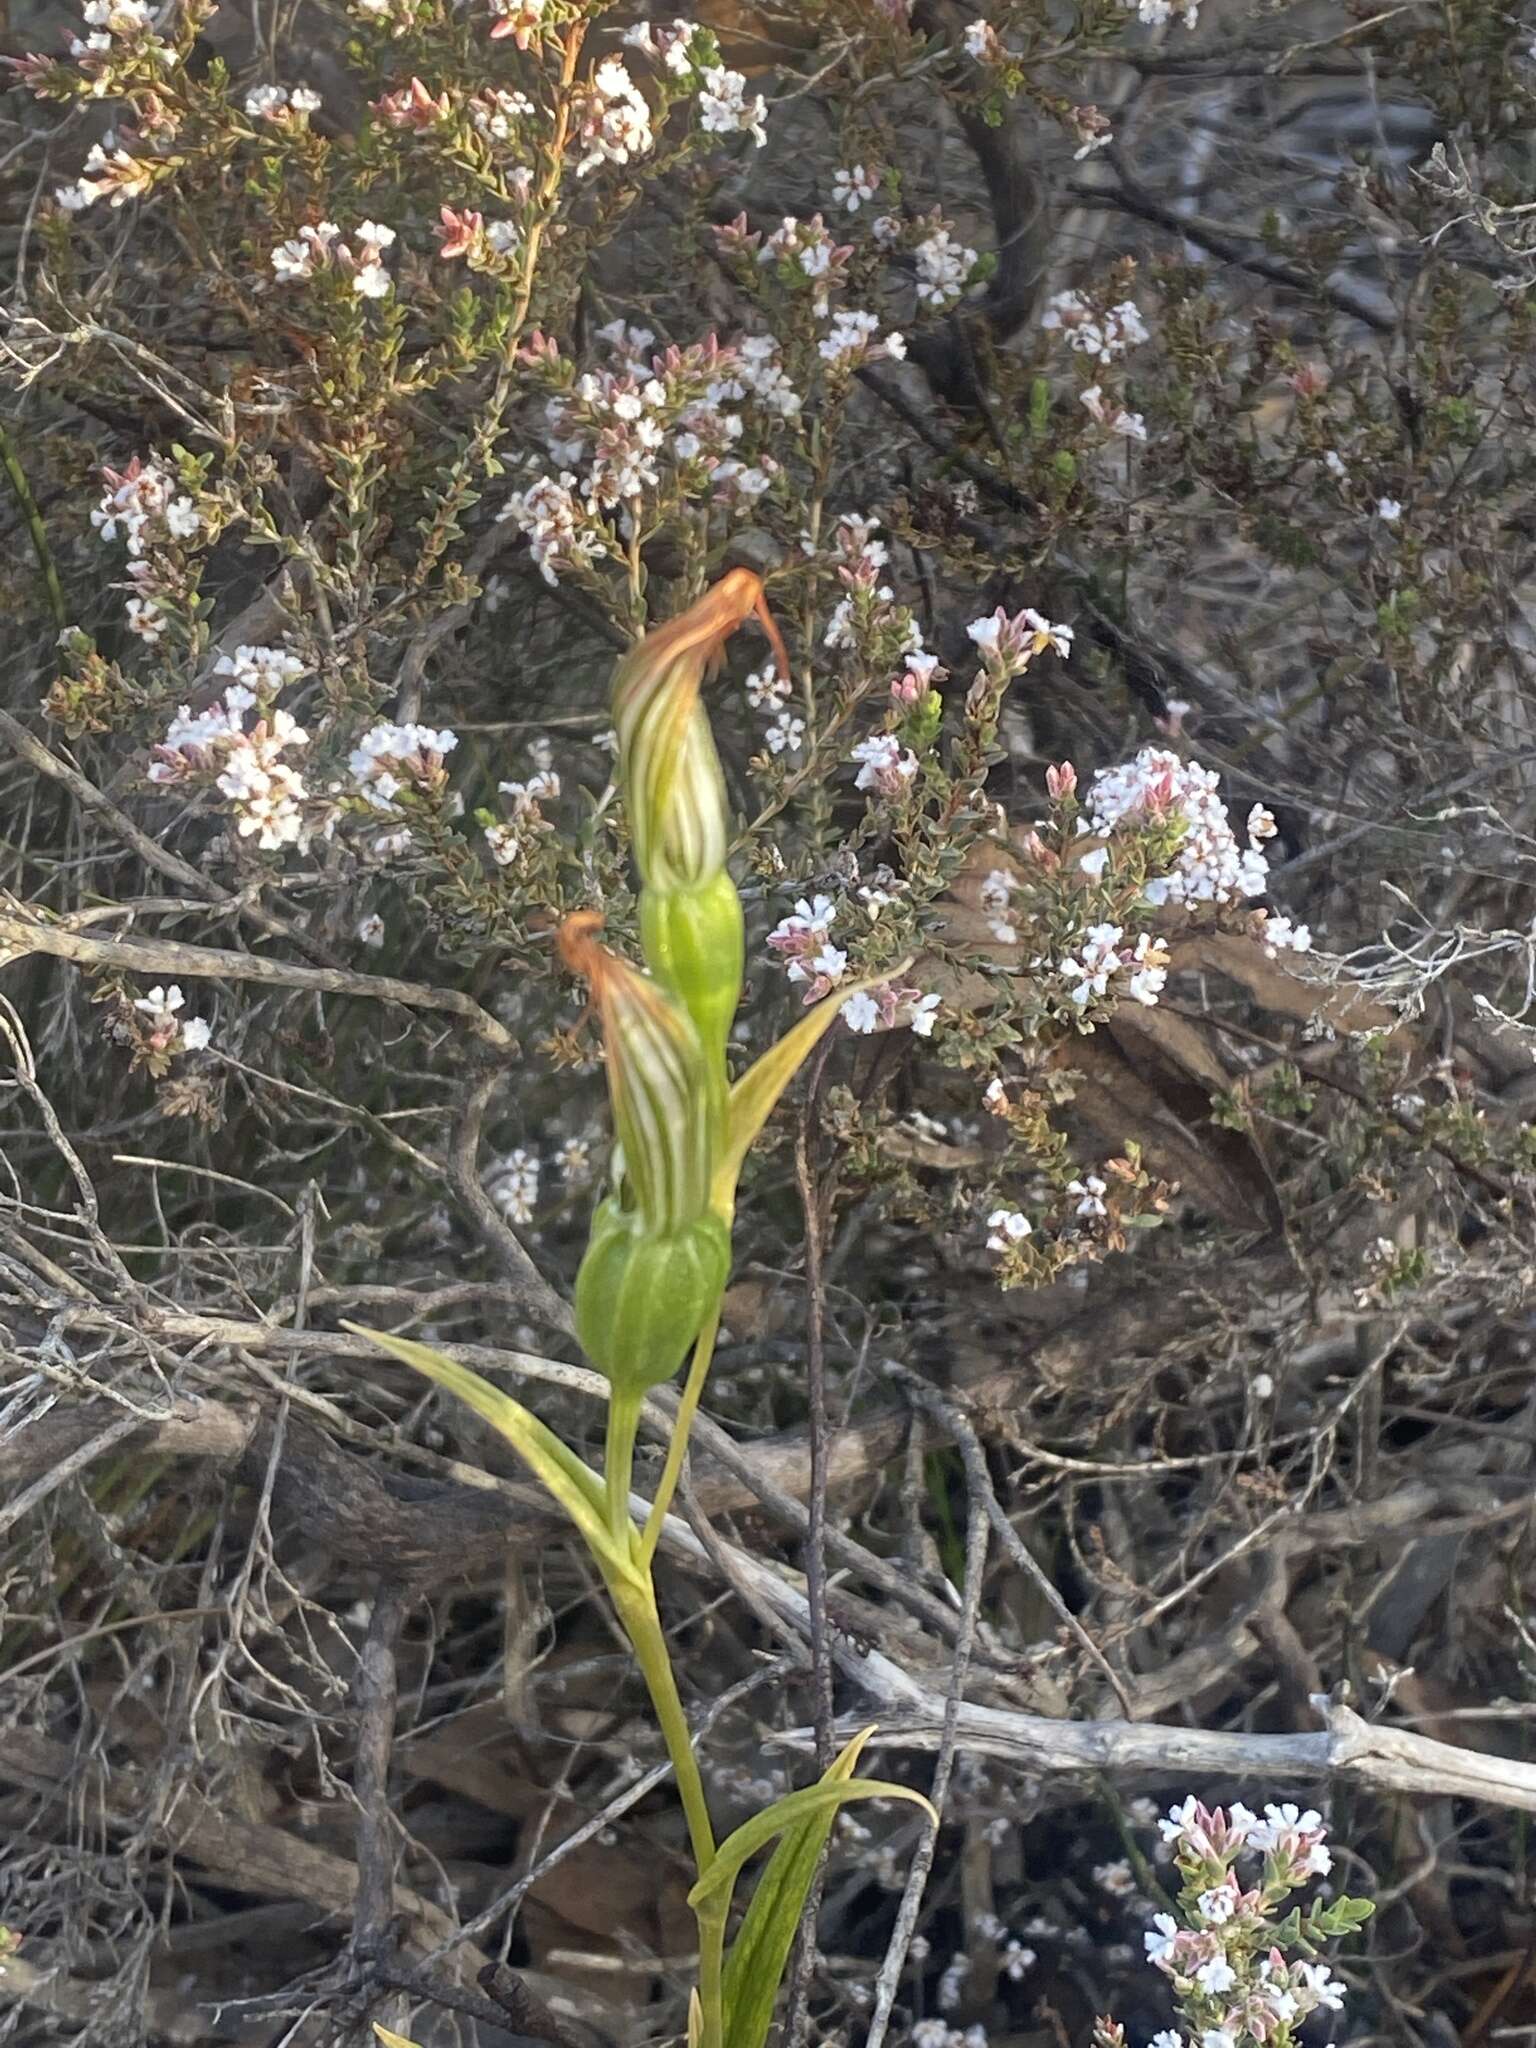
left=613, top=569, right=787, bottom=891
left=559, top=912, right=714, bottom=1236
left=639, top=870, right=744, bottom=1075
left=574, top=1197, right=730, bottom=1395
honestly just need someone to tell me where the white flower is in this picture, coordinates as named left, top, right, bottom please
left=850, top=733, right=918, bottom=794
left=357, top=913, right=386, bottom=947
left=1087, top=748, right=1274, bottom=907
left=489, top=1147, right=540, bottom=1224
left=906, top=992, right=941, bottom=1037
left=1041, top=291, right=1149, bottom=364
left=1069, top=1174, right=1108, bottom=1219
left=1149, top=2033, right=1183, bottom=2048
left=841, top=991, right=881, bottom=1033
left=1143, top=1914, right=1179, bottom=1963
left=352, top=260, right=393, bottom=298
left=133, top=984, right=185, bottom=1024
left=831, top=163, right=879, bottom=211
left=1324, top=449, right=1347, bottom=479
left=1195, top=1958, right=1236, bottom=1995
left=1376, top=496, right=1402, bottom=522
left=1263, top=914, right=1313, bottom=956
left=555, top=1135, right=591, bottom=1177
left=271, top=237, right=315, bottom=280
left=745, top=666, right=791, bottom=710
left=696, top=65, right=767, bottom=146
left=180, top=1016, right=213, bottom=1052
left=914, top=227, right=978, bottom=309
left=766, top=712, right=806, bottom=754
left=1294, top=1963, right=1346, bottom=2012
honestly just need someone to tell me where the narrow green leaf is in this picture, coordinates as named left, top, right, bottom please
left=721, top=1730, right=875, bottom=2048
left=373, top=2030, right=423, bottom=2048
left=714, top=961, right=911, bottom=1219
left=343, top=1324, right=615, bottom=1560
left=689, top=1772, right=937, bottom=1916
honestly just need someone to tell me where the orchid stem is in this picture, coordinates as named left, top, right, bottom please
left=641, top=1303, right=720, bottom=1568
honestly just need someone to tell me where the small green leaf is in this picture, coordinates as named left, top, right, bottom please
left=689, top=1769, right=937, bottom=1916
left=715, top=962, right=911, bottom=1219
left=374, top=2030, right=423, bottom=2048
left=721, top=1729, right=875, bottom=2048
left=343, top=1324, right=615, bottom=1562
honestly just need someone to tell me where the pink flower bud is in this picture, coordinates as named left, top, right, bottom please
left=1046, top=761, right=1077, bottom=800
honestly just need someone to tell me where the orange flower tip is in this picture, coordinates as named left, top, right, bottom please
left=557, top=909, right=607, bottom=978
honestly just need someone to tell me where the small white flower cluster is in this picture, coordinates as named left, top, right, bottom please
left=54, top=131, right=162, bottom=212
left=147, top=658, right=314, bottom=852
left=1081, top=382, right=1148, bottom=442
left=349, top=722, right=458, bottom=810
left=967, top=605, right=1074, bottom=670
left=244, top=82, right=322, bottom=122
left=1133, top=1798, right=1350, bottom=2048
left=484, top=743, right=561, bottom=866
left=914, top=225, right=979, bottom=309
left=133, top=983, right=213, bottom=1054
left=821, top=514, right=920, bottom=659
left=575, top=58, right=654, bottom=175
left=986, top=1208, right=1031, bottom=1252
left=850, top=733, right=919, bottom=795
left=1056, top=922, right=1170, bottom=1010
left=962, top=19, right=1004, bottom=60
left=498, top=473, right=601, bottom=586
left=912, top=2022, right=988, bottom=2048
left=271, top=219, right=396, bottom=297
left=57, top=0, right=175, bottom=74
left=1042, top=290, right=1150, bottom=364
left=697, top=65, right=767, bottom=147
left=818, top=308, right=907, bottom=371
left=757, top=214, right=853, bottom=316
left=92, top=456, right=201, bottom=556
left=620, top=15, right=701, bottom=72
left=1262, top=913, right=1312, bottom=955
left=765, top=894, right=939, bottom=1036
left=1128, top=0, right=1199, bottom=27
left=488, top=1147, right=540, bottom=1224
left=1080, top=749, right=1271, bottom=906
left=502, top=331, right=793, bottom=583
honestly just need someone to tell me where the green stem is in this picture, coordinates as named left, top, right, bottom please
left=605, top=1388, right=643, bottom=1544
left=606, top=1568, right=717, bottom=1878
left=0, top=421, right=67, bottom=629
left=640, top=1303, right=721, bottom=1568
left=697, top=1899, right=728, bottom=2048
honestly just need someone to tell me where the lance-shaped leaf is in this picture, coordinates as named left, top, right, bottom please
left=614, top=568, right=787, bottom=891
left=689, top=1769, right=937, bottom=1918
left=343, top=1324, right=617, bottom=1566
left=373, top=2030, right=422, bottom=2048
left=712, top=960, right=912, bottom=1220
left=720, top=1728, right=876, bottom=2048
left=560, top=912, right=714, bottom=1236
